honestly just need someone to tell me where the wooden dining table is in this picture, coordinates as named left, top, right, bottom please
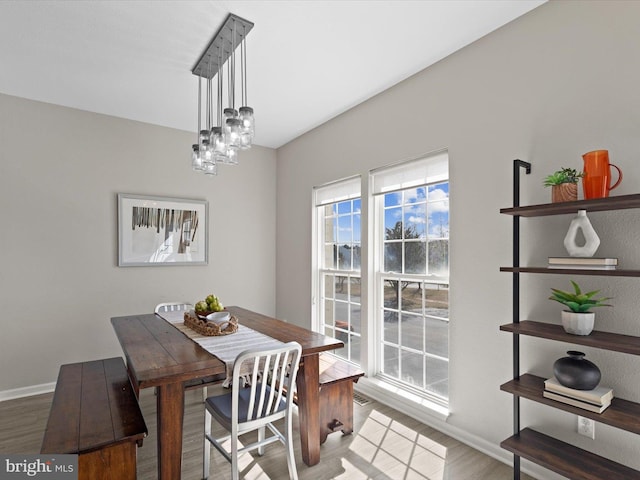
left=111, top=305, right=343, bottom=480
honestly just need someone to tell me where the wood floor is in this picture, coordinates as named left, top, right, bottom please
left=0, top=386, right=533, bottom=479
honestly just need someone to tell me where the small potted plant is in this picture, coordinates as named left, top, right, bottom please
left=549, top=280, right=611, bottom=335
left=543, top=167, right=584, bottom=203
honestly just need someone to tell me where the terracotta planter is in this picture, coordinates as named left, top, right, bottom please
left=551, top=183, right=578, bottom=203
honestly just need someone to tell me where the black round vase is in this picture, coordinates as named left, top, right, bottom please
left=553, top=351, right=601, bottom=390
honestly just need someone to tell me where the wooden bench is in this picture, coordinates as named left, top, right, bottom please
left=316, top=354, right=364, bottom=444
left=41, top=357, right=148, bottom=480
left=284, top=354, right=365, bottom=443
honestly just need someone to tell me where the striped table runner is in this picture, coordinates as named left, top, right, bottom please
left=158, top=309, right=283, bottom=386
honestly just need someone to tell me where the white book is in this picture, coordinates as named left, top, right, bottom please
left=548, top=257, right=618, bottom=266
left=543, top=390, right=611, bottom=413
left=548, top=265, right=616, bottom=270
left=544, top=377, right=614, bottom=405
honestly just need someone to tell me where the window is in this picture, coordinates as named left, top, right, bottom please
left=313, top=177, right=362, bottom=364
left=372, top=150, right=449, bottom=404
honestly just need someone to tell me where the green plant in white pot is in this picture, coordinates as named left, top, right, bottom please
left=549, top=280, right=612, bottom=335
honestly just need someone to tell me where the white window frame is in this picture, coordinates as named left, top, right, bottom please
left=370, top=149, right=450, bottom=407
left=312, top=176, right=362, bottom=365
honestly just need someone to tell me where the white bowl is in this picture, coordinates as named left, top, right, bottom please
left=206, top=311, right=231, bottom=324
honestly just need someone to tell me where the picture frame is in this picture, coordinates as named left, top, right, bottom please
left=118, top=193, right=208, bottom=266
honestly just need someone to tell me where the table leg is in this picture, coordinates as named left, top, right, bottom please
left=296, top=353, right=320, bottom=466
left=156, top=382, right=184, bottom=480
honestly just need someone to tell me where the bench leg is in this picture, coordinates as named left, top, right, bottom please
left=79, top=442, right=137, bottom=480
left=319, top=380, right=354, bottom=445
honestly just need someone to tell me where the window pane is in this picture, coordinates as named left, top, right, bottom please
left=338, top=245, right=352, bottom=270
left=404, top=186, right=426, bottom=204
left=384, top=280, right=399, bottom=310
left=323, top=244, right=336, bottom=269
left=401, top=313, right=423, bottom=351
left=353, top=214, right=361, bottom=243
left=352, top=244, right=361, bottom=270
left=384, top=243, right=402, bottom=273
left=337, top=215, right=352, bottom=244
left=324, top=299, right=334, bottom=327
left=426, top=317, right=448, bottom=358
left=324, top=217, right=336, bottom=242
left=337, top=201, right=352, bottom=214
left=335, top=275, right=348, bottom=300
left=404, top=241, right=426, bottom=274
left=383, top=310, right=398, bottom=344
left=428, top=182, right=449, bottom=200
left=425, top=283, right=448, bottom=320
left=350, top=277, right=361, bottom=304
left=401, top=282, right=422, bottom=314
left=335, top=301, right=348, bottom=326
left=428, top=202, right=449, bottom=238
left=384, top=208, right=402, bottom=234
left=426, top=356, right=448, bottom=398
left=428, top=240, right=449, bottom=276
left=384, top=192, right=401, bottom=207
left=350, top=334, right=361, bottom=364
left=404, top=203, right=426, bottom=238
left=384, top=345, right=399, bottom=377
left=324, top=274, right=334, bottom=299
left=351, top=304, right=361, bottom=334
left=401, top=350, right=424, bottom=388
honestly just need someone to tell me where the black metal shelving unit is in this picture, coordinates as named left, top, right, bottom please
left=500, top=160, right=640, bottom=480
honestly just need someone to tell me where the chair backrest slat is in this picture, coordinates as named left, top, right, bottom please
left=154, top=302, right=192, bottom=314
left=231, top=342, right=302, bottom=427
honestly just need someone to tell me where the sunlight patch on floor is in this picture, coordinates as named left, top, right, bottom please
left=348, top=409, right=447, bottom=480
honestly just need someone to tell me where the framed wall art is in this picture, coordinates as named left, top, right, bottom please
left=118, top=194, right=208, bottom=266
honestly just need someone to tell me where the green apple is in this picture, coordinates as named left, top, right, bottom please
left=195, top=301, right=208, bottom=312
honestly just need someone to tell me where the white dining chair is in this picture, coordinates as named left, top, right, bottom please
left=155, top=302, right=218, bottom=401
left=203, top=341, right=302, bottom=480
left=154, top=302, right=193, bottom=313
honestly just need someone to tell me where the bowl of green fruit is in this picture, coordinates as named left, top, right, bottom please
left=194, top=294, right=225, bottom=318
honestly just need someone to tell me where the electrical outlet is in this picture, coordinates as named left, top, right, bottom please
left=578, top=416, right=595, bottom=439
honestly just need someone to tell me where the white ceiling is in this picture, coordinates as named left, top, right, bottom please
left=0, top=0, right=545, bottom=149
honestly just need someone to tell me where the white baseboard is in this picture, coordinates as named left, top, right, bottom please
left=355, top=378, right=564, bottom=480
left=0, top=382, right=56, bottom=402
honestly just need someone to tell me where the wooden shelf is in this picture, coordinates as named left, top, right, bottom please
left=500, top=321, right=640, bottom=356
left=501, top=374, right=640, bottom=434
left=500, top=266, right=640, bottom=277
left=500, top=193, right=640, bottom=217
left=501, top=428, right=640, bottom=480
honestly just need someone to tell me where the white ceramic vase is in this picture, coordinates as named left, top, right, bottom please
left=564, top=210, right=600, bottom=257
left=561, top=310, right=595, bottom=336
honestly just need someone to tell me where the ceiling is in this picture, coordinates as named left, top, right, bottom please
left=0, top=0, right=545, bottom=149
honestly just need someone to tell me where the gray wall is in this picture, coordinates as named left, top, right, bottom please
left=275, top=0, right=640, bottom=474
left=0, top=93, right=277, bottom=393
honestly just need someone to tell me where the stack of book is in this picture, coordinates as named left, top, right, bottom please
left=548, top=257, right=618, bottom=270
left=543, top=377, right=614, bottom=413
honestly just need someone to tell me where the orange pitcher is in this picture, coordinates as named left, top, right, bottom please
left=582, top=150, right=622, bottom=199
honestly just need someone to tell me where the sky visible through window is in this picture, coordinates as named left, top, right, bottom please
left=384, top=183, right=449, bottom=240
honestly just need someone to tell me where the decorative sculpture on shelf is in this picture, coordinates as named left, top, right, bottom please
left=564, top=210, right=600, bottom=257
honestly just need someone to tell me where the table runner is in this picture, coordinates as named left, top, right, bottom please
left=158, top=310, right=284, bottom=386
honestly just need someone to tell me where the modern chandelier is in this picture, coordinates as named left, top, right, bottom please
left=191, top=14, right=254, bottom=175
